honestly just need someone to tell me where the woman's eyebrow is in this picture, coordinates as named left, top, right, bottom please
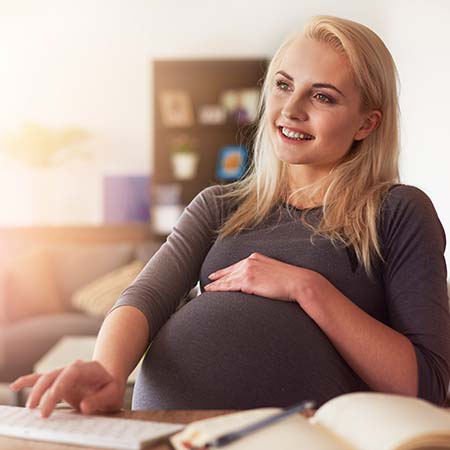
left=275, top=70, right=346, bottom=97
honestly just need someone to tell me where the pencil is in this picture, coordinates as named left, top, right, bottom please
left=203, top=400, right=317, bottom=448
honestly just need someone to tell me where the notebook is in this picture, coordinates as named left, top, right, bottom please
left=170, top=392, right=450, bottom=450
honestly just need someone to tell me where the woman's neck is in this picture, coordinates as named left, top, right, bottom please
left=286, top=164, right=332, bottom=208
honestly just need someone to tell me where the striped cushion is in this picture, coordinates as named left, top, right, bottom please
left=71, top=260, right=144, bottom=317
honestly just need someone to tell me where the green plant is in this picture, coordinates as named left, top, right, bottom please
left=169, top=134, right=196, bottom=154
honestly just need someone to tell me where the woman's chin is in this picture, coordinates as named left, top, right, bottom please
left=274, top=151, right=313, bottom=165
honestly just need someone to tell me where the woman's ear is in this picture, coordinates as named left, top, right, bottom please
left=354, top=110, right=382, bottom=141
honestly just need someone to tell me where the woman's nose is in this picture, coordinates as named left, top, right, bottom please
left=281, top=96, right=308, bottom=121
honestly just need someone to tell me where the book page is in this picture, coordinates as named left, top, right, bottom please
left=311, top=392, right=450, bottom=450
left=170, top=408, right=353, bottom=450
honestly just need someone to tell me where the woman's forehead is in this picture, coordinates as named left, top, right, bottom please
left=277, top=37, right=354, bottom=87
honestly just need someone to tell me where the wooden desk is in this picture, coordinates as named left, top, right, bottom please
left=0, top=409, right=237, bottom=450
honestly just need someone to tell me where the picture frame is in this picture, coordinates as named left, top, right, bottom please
left=159, top=90, right=195, bottom=127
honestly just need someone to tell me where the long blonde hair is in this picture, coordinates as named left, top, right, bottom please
left=217, top=15, right=400, bottom=276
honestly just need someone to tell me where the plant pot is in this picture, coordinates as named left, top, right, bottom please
left=171, top=152, right=199, bottom=180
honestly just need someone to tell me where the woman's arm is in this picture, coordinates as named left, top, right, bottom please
left=294, top=274, right=418, bottom=396
left=11, top=185, right=225, bottom=417
left=10, top=305, right=150, bottom=417
left=93, top=305, right=150, bottom=388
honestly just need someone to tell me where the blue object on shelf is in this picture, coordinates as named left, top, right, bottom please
left=216, top=146, right=248, bottom=181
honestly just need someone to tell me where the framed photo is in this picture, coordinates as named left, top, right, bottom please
left=159, top=90, right=195, bottom=127
left=216, top=145, right=248, bottom=181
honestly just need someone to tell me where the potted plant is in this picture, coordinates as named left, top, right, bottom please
left=169, top=134, right=199, bottom=180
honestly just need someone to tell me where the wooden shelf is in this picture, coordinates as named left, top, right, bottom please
left=154, top=121, right=256, bottom=133
left=152, top=58, right=267, bottom=209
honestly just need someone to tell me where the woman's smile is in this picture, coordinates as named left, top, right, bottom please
left=278, top=126, right=315, bottom=144
left=278, top=126, right=315, bottom=141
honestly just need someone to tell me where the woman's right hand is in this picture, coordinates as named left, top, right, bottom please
left=9, top=360, right=125, bottom=418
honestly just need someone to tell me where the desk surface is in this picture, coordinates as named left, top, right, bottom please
left=0, top=409, right=237, bottom=450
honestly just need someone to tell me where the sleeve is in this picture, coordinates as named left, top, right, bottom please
left=380, top=185, right=450, bottom=405
left=109, top=185, right=224, bottom=342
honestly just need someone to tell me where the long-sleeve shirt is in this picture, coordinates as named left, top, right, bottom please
left=111, top=184, right=450, bottom=408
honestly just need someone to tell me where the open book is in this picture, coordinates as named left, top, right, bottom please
left=170, top=392, right=450, bottom=450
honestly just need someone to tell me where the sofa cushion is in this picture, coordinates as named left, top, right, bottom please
left=0, top=249, right=64, bottom=325
left=0, top=312, right=103, bottom=382
left=71, top=259, right=145, bottom=317
left=49, top=243, right=135, bottom=308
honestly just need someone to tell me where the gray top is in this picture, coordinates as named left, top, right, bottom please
left=112, top=184, right=450, bottom=408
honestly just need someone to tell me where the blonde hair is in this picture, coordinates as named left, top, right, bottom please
left=217, top=15, right=400, bottom=276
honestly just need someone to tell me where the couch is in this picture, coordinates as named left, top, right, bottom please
left=0, top=238, right=161, bottom=384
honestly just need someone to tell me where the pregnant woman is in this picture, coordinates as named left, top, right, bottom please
left=11, top=15, right=450, bottom=416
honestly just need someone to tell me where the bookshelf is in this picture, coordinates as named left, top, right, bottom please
left=152, top=58, right=267, bottom=234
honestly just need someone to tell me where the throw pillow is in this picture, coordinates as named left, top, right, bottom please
left=71, top=259, right=144, bottom=317
left=50, top=242, right=134, bottom=309
left=0, top=248, right=64, bottom=324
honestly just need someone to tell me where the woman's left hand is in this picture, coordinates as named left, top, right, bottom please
left=205, top=252, right=322, bottom=303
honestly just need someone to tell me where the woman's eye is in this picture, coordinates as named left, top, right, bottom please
left=314, top=93, right=334, bottom=104
left=275, top=80, right=290, bottom=91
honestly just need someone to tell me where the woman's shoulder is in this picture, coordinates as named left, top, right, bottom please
left=382, top=183, right=437, bottom=216
left=380, top=183, right=444, bottom=237
left=187, top=185, right=224, bottom=215
left=195, top=184, right=234, bottom=206
left=190, top=184, right=236, bottom=224
left=385, top=183, right=431, bottom=199
left=198, top=183, right=231, bottom=196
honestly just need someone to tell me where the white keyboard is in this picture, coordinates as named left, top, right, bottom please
left=0, top=405, right=184, bottom=450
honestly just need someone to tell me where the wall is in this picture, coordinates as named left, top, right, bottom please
left=0, top=0, right=449, bottom=266
left=382, top=0, right=450, bottom=269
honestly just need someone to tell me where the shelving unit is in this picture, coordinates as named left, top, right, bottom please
left=152, top=58, right=268, bottom=215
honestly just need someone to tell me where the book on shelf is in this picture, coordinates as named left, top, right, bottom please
left=170, top=392, right=450, bottom=450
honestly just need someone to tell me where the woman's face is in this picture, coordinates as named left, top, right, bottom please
left=266, top=36, right=380, bottom=177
